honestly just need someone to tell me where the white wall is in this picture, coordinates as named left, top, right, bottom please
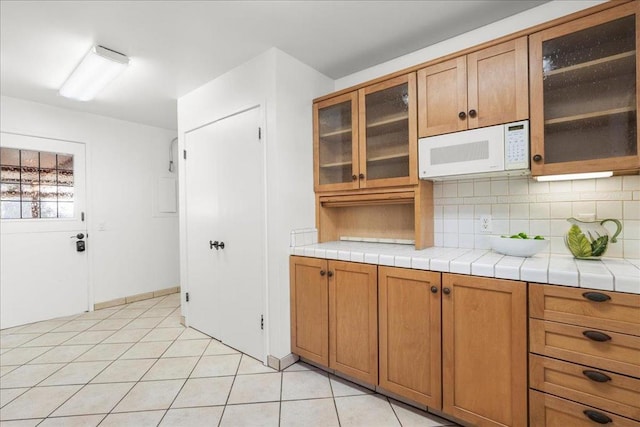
left=0, top=95, right=180, bottom=304
left=335, top=1, right=606, bottom=90
left=177, top=48, right=332, bottom=359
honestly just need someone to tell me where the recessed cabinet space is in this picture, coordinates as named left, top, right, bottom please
left=529, top=2, right=639, bottom=176
left=417, top=37, right=528, bottom=137
left=289, top=256, right=378, bottom=385
left=314, top=73, right=417, bottom=192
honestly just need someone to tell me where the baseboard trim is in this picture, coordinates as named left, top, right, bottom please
left=94, top=286, right=180, bottom=310
left=266, top=353, right=300, bottom=371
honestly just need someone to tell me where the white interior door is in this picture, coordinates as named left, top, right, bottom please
left=0, top=132, right=88, bottom=329
left=185, top=107, right=265, bottom=360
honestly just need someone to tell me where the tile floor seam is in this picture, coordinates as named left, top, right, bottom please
left=2, top=293, right=459, bottom=426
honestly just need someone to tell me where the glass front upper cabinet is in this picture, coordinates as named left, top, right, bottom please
left=314, top=92, right=359, bottom=191
left=529, top=3, right=639, bottom=176
left=359, top=74, right=417, bottom=187
left=313, top=73, right=417, bottom=192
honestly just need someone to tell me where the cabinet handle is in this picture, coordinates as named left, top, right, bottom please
left=359, top=173, right=365, bottom=180
left=583, top=410, right=612, bottom=425
left=327, top=271, right=334, bottom=278
left=320, top=270, right=326, bottom=276
left=582, top=370, right=612, bottom=383
left=352, top=174, right=357, bottom=181
left=468, top=109, right=477, bottom=118
left=532, top=154, right=543, bottom=162
left=430, top=286, right=438, bottom=294
left=458, top=111, right=466, bottom=120
left=443, top=287, right=451, bottom=295
left=582, top=292, right=611, bottom=303
left=583, top=330, right=611, bottom=342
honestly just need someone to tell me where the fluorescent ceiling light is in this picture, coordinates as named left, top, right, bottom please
left=534, top=171, right=613, bottom=182
left=59, top=45, right=129, bottom=101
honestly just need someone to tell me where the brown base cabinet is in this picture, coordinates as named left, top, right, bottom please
left=290, top=256, right=377, bottom=385
left=442, top=274, right=528, bottom=427
left=291, top=257, right=529, bottom=427
left=529, top=284, right=640, bottom=426
left=378, top=267, right=441, bottom=408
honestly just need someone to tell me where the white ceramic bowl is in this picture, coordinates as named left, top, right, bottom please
left=489, top=235, right=549, bottom=257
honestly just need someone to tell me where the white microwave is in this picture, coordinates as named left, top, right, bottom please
left=418, top=120, right=530, bottom=181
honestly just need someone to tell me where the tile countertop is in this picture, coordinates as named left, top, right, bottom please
left=290, top=241, right=640, bottom=295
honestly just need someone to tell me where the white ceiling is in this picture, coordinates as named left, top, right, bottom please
left=0, top=1, right=549, bottom=131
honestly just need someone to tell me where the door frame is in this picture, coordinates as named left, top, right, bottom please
left=181, top=103, right=270, bottom=362
left=0, top=130, right=93, bottom=319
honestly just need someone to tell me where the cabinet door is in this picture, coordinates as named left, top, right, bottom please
left=418, top=56, right=467, bottom=137
left=290, top=256, right=329, bottom=366
left=529, top=3, right=639, bottom=176
left=442, top=274, right=527, bottom=427
left=314, top=92, right=359, bottom=192
left=329, top=260, right=378, bottom=384
left=359, top=74, right=417, bottom=188
left=378, top=267, right=441, bottom=408
left=467, top=36, right=529, bottom=129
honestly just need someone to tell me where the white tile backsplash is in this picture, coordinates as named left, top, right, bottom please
left=432, top=175, right=640, bottom=259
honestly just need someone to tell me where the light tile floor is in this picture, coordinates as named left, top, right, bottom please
left=0, top=294, right=458, bottom=426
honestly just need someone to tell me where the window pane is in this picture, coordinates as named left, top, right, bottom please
left=0, top=148, right=20, bottom=166
left=40, top=202, right=58, bottom=218
left=40, top=185, right=58, bottom=201
left=21, top=150, right=39, bottom=168
left=1, top=166, right=20, bottom=184
left=0, top=149, right=74, bottom=220
left=0, top=201, right=20, bottom=219
left=58, top=186, right=74, bottom=201
left=40, top=152, right=57, bottom=169
left=1, top=183, right=20, bottom=201
left=22, top=201, right=39, bottom=218
left=21, top=167, right=38, bottom=184
left=58, top=170, right=73, bottom=186
left=58, top=202, right=73, bottom=218
left=57, top=154, right=73, bottom=170
left=21, top=184, right=39, bottom=200
left=40, top=169, right=57, bottom=185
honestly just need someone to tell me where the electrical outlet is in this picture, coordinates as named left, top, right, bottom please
left=480, top=215, right=492, bottom=233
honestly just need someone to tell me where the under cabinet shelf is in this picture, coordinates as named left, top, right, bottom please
left=544, top=106, right=635, bottom=126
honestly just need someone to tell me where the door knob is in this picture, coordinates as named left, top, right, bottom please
left=468, top=109, right=477, bottom=118
left=210, top=240, right=225, bottom=250
left=71, top=233, right=85, bottom=239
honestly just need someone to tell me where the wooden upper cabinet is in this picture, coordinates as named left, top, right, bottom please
left=314, top=73, right=417, bottom=192
left=378, top=267, right=441, bottom=408
left=529, top=2, right=639, bottom=176
left=442, top=274, right=527, bottom=427
left=418, top=37, right=529, bottom=137
left=314, top=92, right=359, bottom=192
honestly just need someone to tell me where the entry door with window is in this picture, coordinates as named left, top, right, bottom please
left=0, top=133, right=88, bottom=329
left=185, top=107, right=266, bottom=361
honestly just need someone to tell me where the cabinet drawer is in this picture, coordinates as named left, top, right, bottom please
left=530, top=390, right=640, bottom=427
left=530, top=284, right=640, bottom=336
left=530, top=354, right=640, bottom=420
left=530, top=319, right=640, bottom=378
